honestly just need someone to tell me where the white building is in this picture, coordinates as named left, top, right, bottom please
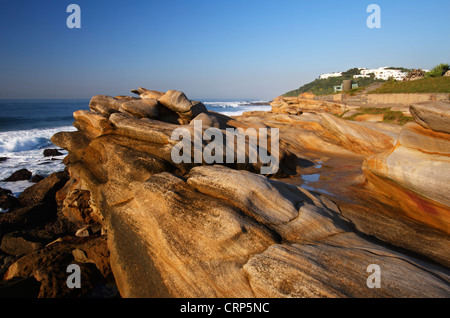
left=319, top=72, right=342, bottom=80
left=359, top=67, right=408, bottom=81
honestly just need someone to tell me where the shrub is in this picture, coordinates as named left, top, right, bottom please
left=426, top=63, right=449, bottom=77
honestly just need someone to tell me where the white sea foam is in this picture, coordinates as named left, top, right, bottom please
left=0, top=126, right=76, bottom=197
left=220, top=105, right=272, bottom=116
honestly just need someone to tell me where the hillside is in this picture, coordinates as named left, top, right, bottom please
left=283, top=72, right=385, bottom=96
left=369, top=76, right=450, bottom=94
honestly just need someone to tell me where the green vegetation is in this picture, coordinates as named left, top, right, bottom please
left=386, top=66, right=412, bottom=73
left=369, top=76, right=450, bottom=94
left=426, top=63, right=449, bottom=77
left=283, top=69, right=385, bottom=96
left=339, top=107, right=414, bottom=126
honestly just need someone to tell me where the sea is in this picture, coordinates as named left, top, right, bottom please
left=0, top=99, right=271, bottom=200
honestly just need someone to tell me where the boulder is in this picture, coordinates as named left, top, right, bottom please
left=0, top=188, right=20, bottom=211
left=4, top=169, right=32, bottom=182
left=409, top=101, right=450, bottom=134
left=0, top=231, right=44, bottom=257
left=43, top=149, right=64, bottom=157
left=31, top=175, right=45, bottom=183
left=3, top=236, right=115, bottom=298
left=157, top=90, right=193, bottom=113
left=119, top=98, right=159, bottom=119
left=131, top=87, right=165, bottom=100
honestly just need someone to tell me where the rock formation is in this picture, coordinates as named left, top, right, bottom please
left=363, top=101, right=450, bottom=236
left=1, top=88, right=449, bottom=298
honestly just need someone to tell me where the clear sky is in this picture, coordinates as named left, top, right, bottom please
left=0, top=0, right=449, bottom=100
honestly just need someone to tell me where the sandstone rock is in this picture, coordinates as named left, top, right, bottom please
left=18, top=171, right=69, bottom=207
left=73, top=110, right=114, bottom=138
left=107, top=171, right=278, bottom=297
left=319, top=113, right=396, bottom=155
left=30, top=175, right=45, bottom=183
left=189, top=111, right=235, bottom=129
left=157, top=90, right=208, bottom=122
left=89, top=95, right=123, bottom=115
left=103, top=166, right=450, bottom=297
left=363, top=122, right=450, bottom=234
left=119, top=98, right=159, bottom=119
left=0, top=188, right=20, bottom=211
left=354, top=114, right=384, bottom=122
left=131, top=87, right=165, bottom=100
left=0, top=231, right=43, bottom=256
left=244, top=233, right=450, bottom=298
left=157, top=90, right=193, bottom=113
left=4, top=169, right=32, bottom=182
left=445, top=70, right=450, bottom=77
left=3, top=236, right=113, bottom=298
left=409, top=101, right=450, bottom=134
left=0, top=172, right=70, bottom=233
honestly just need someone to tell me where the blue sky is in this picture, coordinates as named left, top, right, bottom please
left=0, top=0, right=449, bottom=100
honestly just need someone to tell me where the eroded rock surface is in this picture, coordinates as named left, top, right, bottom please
left=49, top=90, right=450, bottom=297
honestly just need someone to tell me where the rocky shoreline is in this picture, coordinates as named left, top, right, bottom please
left=0, top=88, right=449, bottom=298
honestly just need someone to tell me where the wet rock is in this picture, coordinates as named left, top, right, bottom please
left=0, top=188, right=20, bottom=211
left=0, top=157, right=8, bottom=163
left=4, top=169, right=32, bottom=182
left=31, top=175, right=45, bottom=183
left=43, top=149, right=64, bottom=157
left=3, top=236, right=113, bottom=298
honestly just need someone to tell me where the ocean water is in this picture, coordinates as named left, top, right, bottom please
left=0, top=98, right=270, bottom=199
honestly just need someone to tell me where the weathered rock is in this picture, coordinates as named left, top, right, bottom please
left=157, top=90, right=208, bottom=122
left=319, top=113, right=396, bottom=155
left=4, top=169, right=32, bottom=182
left=0, top=172, right=70, bottom=233
left=0, top=231, right=44, bottom=256
left=131, top=87, right=165, bottom=100
left=31, top=175, right=45, bottom=183
left=0, top=188, right=20, bottom=211
left=3, top=236, right=114, bottom=298
left=157, top=90, right=193, bottom=113
left=363, top=122, right=450, bottom=234
left=104, top=166, right=450, bottom=297
left=354, top=114, right=384, bottom=122
left=244, top=233, right=450, bottom=298
left=89, top=95, right=123, bottom=115
left=444, top=70, right=450, bottom=77
left=410, top=101, right=450, bottom=134
left=119, top=98, right=159, bottom=119
left=73, top=110, right=115, bottom=138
